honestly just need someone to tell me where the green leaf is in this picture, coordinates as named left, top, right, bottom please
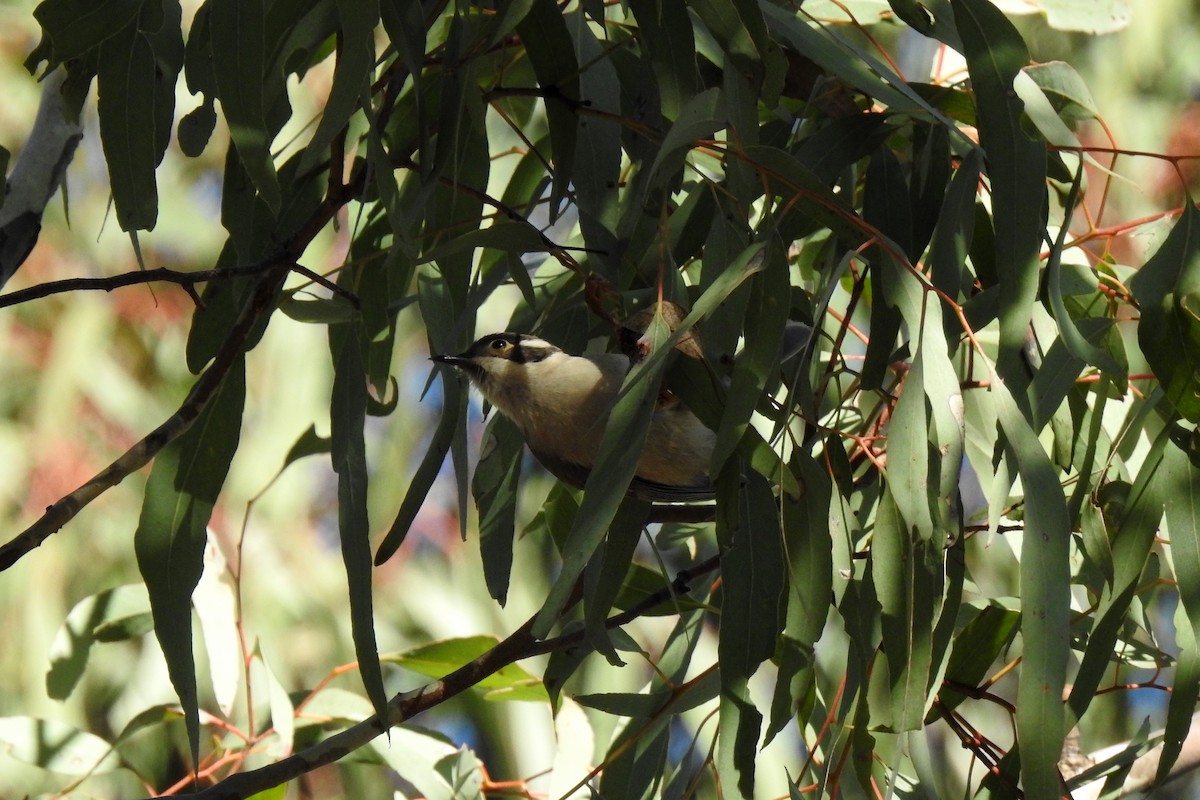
left=1158, top=435, right=1200, bottom=778
left=1034, top=0, right=1132, bottom=34
left=385, top=637, right=548, bottom=703
left=1023, top=61, right=1101, bottom=123
left=298, top=0, right=378, bottom=175
left=45, top=584, right=151, bottom=701
left=375, top=379, right=464, bottom=565
left=32, top=0, right=142, bottom=63
left=939, top=605, right=1020, bottom=714
left=1070, top=429, right=1161, bottom=724
left=990, top=366, right=1071, bottom=796
left=625, top=0, right=699, bottom=120
left=926, top=146, right=984, bottom=328
left=514, top=0, right=579, bottom=215
left=471, top=415, right=523, bottom=605
left=330, top=325, right=387, bottom=722
left=1045, top=163, right=1124, bottom=376
left=278, top=294, right=359, bottom=324
left=571, top=18, right=622, bottom=260
left=792, top=114, right=893, bottom=185
left=1130, top=201, right=1200, bottom=422
left=741, top=144, right=868, bottom=248
left=583, top=496, right=650, bottom=665
left=716, top=468, right=786, bottom=795
left=178, top=99, right=217, bottom=157
left=134, top=358, right=245, bottom=767
left=643, top=87, right=721, bottom=195
left=210, top=0, right=281, bottom=212
left=873, top=489, right=943, bottom=731
left=710, top=239, right=790, bottom=474
left=761, top=2, right=962, bottom=130
left=194, top=539, right=241, bottom=717
left=0, top=717, right=120, bottom=775
left=371, top=726, right=479, bottom=800
left=909, top=122, right=952, bottom=260
left=717, top=686, right=763, bottom=799
left=689, top=0, right=783, bottom=101
left=767, top=455, right=833, bottom=743
left=952, top=0, right=1048, bottom=392
left=418, top=220, right=554, bottom=265
left=96, top=1, right=182, bottom=232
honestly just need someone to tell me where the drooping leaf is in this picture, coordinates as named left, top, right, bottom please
left=582, top=496, right=650, bottom=665
left=873, top=488, right=944, bottom=730
left=96, top=0, right=183, bottom=231
left=134, top=359, right=246, bottom=767
left=991, top=364, right=1071, bottom=796
left=210, top=0, right=281, bottom=212
left=177, top=99, right=217, bottom=157
left=938, top=605, right=1020, bottom=714
left=514, top=0, right=579, bottom=215
left=375, top=362, right=465, bottom=566
left=716, top=468, right=786, bottom=796
left=625, top=0, right=699, bottom=120
left=330, top=325, right=388, bottom=722
left=1157, top=434, right=1200, bottom=779
left=471, top=415, right=524, bottom=605
left=298, top=0, right=379, bottom=175
left=767, top=455, right=833, bottom=743
left=710, top=238, right=790, bottom=474
left=952, top=0, right=1048, bottom=393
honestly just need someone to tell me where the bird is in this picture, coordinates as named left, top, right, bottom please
left=432, top=332, right=716, bottom=502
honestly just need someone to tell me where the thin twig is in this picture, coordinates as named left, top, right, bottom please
left=0, top=261, right=361, bottom=311
left=0, top=264, right=273, bottom=309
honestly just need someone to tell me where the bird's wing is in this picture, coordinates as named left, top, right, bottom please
left=526, top=445, right=592, bottom=491
left=529, top=444, right=715, bottom=503
left=628, top=476, right=716, bottom=503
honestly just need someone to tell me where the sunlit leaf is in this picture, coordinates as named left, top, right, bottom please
left=45, top=584, right=151, bottom=700
left=385, top=637, right=548, bottom=702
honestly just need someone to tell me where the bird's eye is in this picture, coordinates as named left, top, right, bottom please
left=489, top=339, right=508, bottom=351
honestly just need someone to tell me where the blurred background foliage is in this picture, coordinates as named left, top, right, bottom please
left=1, top=0, right=1199, bottom=797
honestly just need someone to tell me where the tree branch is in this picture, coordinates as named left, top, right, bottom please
left=0, top=172, right=368, bottom=573
left=176, top=555, right=721, bottom=800
left=0, top=260, right=289, bottom=572
left=0, top=261, right=360, bottom=310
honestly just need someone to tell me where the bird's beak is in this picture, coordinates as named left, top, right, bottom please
left=431, top=353, right=469, bottom=367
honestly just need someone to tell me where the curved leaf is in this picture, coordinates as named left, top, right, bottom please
left=330, top=325, right=387, bottom=721
left=134, top=358, right=246, bottom=766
